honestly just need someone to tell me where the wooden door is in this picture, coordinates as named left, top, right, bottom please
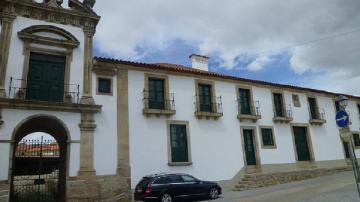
left=26, top=53, right=65, bottom=102
left=293, top=126, right=311, bottom=161
left=243, top=129, right=257, bottom=165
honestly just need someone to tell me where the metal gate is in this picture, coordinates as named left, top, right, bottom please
left=10, top=136, right=64, bottom=202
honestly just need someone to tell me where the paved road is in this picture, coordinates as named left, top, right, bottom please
left=205, top=171, right=359, bottom=202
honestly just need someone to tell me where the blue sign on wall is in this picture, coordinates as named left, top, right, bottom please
left=335, top=110, right=349, bottom=128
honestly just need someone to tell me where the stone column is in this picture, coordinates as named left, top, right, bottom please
left=80, top=25, right=95, bottom=104
left=0, top=13, right=15, bottom=98
left=78, top=112, right=96, bottom=176
left=117, top=68, right=131, bottom=180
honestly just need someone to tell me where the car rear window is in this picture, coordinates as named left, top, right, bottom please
left=138, top=177, right=153, bottom=188
left=153, top=176, right=169, bottom=184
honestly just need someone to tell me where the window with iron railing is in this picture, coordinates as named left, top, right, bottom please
left=8, top=77, right=80, bottom=103
left=273, top=93, right=284, bottom=117
left=142, top=90, right=175, bottom=111
left=238, top=99, right=261, bottom=117
left=195, top=95, right=223, bottom=115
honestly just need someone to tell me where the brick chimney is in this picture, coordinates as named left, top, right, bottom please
left=189, top=54, right=209, bottom=71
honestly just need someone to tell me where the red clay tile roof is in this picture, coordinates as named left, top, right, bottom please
left=94, top=57, right=360, bottom=100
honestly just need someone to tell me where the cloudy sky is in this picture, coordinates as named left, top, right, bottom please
left=92, top=0, right=360, bottom=95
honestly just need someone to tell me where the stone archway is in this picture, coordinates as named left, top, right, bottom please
left=9, top=115, right=69, bottom=202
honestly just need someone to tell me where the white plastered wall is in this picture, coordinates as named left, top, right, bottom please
left=0, top=109, right=81, bottom=180
left=128, top=69, right=359, bottom=188
left=92, top=73, right=118, bottom=175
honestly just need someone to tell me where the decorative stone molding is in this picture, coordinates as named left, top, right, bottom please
left=273, top=116, right=293, bottom=123
left=0, top=98, right=101, bottom=113
left=309, top=118, right=326, bottom=125
left=0, top=10, right=15, bottom=97
left=93, top=61, right=118, bottom=76
left=18, top=25, right=80, bottom=49
left=1, top=0, right=100, bottom=30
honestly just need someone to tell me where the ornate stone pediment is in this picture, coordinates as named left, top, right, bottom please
left=0, top=0, right=100, bottom=33
left=18, top=25, right=80, bottom=49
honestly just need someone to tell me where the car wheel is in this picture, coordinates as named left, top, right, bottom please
left=160, top=193, right=172, bottom=202
left=209, top=187, right=219, bottom=199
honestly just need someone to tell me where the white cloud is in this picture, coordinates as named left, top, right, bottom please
left=93, top=0, right=360, bottom=94
left=245, top=55, right=272, bottom=72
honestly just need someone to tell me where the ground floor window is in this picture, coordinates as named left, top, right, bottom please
left=167, top=121, right=191, bottom=166
left=260, top=127, right=276, bottom=149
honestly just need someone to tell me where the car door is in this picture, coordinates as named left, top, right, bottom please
left=180, top=175, right=203, bottom=196
left=167, top=175, right=187, bottom=198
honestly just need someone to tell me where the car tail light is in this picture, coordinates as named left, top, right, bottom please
left=145, top=187, right=152, bottom=194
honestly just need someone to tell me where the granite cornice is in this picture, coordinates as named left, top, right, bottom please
left=3, top=0, right=100, bottom=30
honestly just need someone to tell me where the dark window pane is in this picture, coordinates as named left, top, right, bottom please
left=239, top=88, right=251, bottom=114
left=170, top=124, right=189, bottom=163
left=26, top=53, right=65, bottom=102
left=308, top=97, right=318, bottom=119
left=353, top=134, right=360, bottom=147
left=98, top=78, right=111, bottom=93
left=199, top=84, right=212, bottom=112
left=181, top=175, right=197, bottom=182
left=273, top=93, right=284, bottom=117
left=167, top=175, right=183, bottom=183
left=335, top=101, right=340, bottom=112
left=148, top=78, right=165, bottom=109
left=261, top=128, right=274, bottom=146
left=153, top=176, right=169, bottom=184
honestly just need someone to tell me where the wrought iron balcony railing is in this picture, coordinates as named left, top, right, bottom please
left=309, top=107, right=326, bottom=125
left=237, top=99, right=261, bottom=121
left=194, top=95, right=223, bottom=118
left=273, top=104, right=293, bottom=123
left=142, top=90, right=175, bottom=116
left=8, top=77, right=80, bottom=104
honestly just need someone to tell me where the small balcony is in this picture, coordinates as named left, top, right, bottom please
left=0, top=77, right=100, bottom=113
left=273, top=104, right=293, bottom=123
left=142, top=90, right=175, bottom=117
left=309, top=107, right=326, bottom=125
left=8, top=77, right=80, bottom=103
left=237, top=100, right=261, bottom=122
left=194, top=96, right=223, bottom=119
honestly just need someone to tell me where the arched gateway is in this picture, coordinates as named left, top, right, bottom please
left=10, top=115, right=69, bottom=202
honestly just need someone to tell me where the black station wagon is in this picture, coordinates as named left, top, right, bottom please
left=134, top=173, right=222, bottom=202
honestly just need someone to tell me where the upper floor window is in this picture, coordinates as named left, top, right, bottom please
left=239, top=88, right=251, bottom=115
left=194, top=80, right=223, bottom=119
left=273, top=93, right=284, bottom=117
left=148, top=78, right=165, bottom=109
left=237, top=86, right=261, bottom=122
left=198, top=84, right=212, bottom=112
left=97, top=77, right=112, bottom=95
left=357, top=104, right=360, bottom=117
left=272, top=92, right=292, bottom=123
left=26, top=53, right=66, bottom=102
left=143, top=74, right=175, bottom=116
left=335, top=101, right=340, bottom=112
left=308, top=97, right=319, bottom=119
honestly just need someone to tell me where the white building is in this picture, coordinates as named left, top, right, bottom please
left=0, top=0, right=359, bottom=202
